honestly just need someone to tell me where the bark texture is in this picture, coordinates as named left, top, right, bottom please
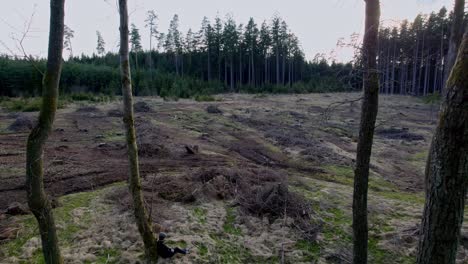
left=118, top=0, right=159, bottom=263
left=352, top=1, right=380, bottom=263
left=25, top=1, right=65, bottom=263
left=443, top=0, right=465, bottom=89
left=416, top=26, right=468, bottom=264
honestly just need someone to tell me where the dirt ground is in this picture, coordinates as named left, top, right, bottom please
left=0, top=93, right=466, bottom=263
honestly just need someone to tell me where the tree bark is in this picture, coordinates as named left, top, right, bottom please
left=443, top=0, right=465, bottom=89
left=416, top=26, right=468, bottom=264
left=25, top=0, right=65, bottom=263
left=118, top=1, right=158, bottom=263
left=353, top=1, right=380, bottom=263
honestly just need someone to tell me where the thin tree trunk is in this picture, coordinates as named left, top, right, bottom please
left=391, top=39, right=396, bottom=94
left=26, top=1, right=65, bottom=263
left=353, top=1, right=380, bottom=263
left=443, top=0, right=465, bottom=89
left=251, top=48, right=255, bottom=86
left=417, top=26, right=468, bottom=264
left=207, top=47, right=211, bottom=80
left=230, top=56, right=234, bottom=91
left=423, top=57, right=429, bottom=95
left=412, top=37, right=420, bottom=95
left=239, top=50, right=242, bottom=89
left=118, top=1, right=158, bottom=263
left=418, top=32, right=426, bottom=96
left=433, top=56, right=439, bottom=94
left=276, top=47, right=280, bottom=84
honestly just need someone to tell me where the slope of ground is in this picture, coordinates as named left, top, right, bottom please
left=0, top=93, right=466, bottom=263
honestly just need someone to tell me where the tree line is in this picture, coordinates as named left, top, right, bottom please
left=2, top=9, right=466, bottom=98
left=0, top=13, right=362, bottom=97
left=376, top=6, right=467, bottom=96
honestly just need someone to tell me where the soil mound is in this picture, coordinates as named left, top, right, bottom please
left=134, top=101, right=152, bottom=113
left=8, top=115, right=35, bottom=132
left=206, top=105, right=222, bottom=114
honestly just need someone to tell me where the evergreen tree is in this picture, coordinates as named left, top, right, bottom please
left=64, top=24, right=74, bottom=58
left=96, top=31, right=106, bottom=56
left=130, top=23, right=143, bottom=52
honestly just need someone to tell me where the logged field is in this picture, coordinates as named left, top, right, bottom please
left=0, top=93, right=466, bottom=263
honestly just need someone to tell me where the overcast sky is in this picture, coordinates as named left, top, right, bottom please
left=0, top=0, right=454, bottom=62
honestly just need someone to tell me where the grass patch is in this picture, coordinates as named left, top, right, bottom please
left=378, top=190, right=425, bottom=204
left=316, top=165, right=397, bottom=192
left=223, top=207, right=242, bottom=235
left=0, top=166, right=25, bottom=178
left=94, top=248, right=121, bottom=264
left=295, top=240, right=320, bottom=262
left=0, top=97, right=67, bottom=112
left=192, top=207, right=207, bottom=224
left=3, top=189, right=101, bottom=259
left=64, top=93, right=115, bottom=103
left=102, top=131, right=125, bottom=142
left=194, top=94, right=217, bottom=102
left=368, top=238, right=414, bottom=264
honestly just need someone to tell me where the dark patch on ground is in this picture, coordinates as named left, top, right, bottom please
left=8, top=115, right=36, bottom=132
left=376, top=127, right=425, bottom=141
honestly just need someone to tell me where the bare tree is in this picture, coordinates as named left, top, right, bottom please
left=352, top=0, right=380, bottom=263
left=25, top=0, right=65, bottom=263
left=442, top=0, right=465, bottom=89
left=118, top=0, right=159, bottom=263
left=416, top=25, right=468, bottom=264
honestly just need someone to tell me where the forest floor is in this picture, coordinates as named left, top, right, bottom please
left=0, top=93, right=466, bottom=263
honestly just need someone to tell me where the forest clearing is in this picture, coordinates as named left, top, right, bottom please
left=0, top=93, right=466, bottom=263
left=1, top=0, right=467, bottom=263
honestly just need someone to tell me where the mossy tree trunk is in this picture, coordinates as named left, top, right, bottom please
left=25, top=0, right=65, bottom=263
left=416, top=26, right=468, bottom=264
left=118, top=0, right=159, bottom=263
left=352, top=1, right=380, bottom=263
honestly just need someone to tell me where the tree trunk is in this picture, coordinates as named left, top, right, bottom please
left=276, top=47, right=280, bottom=84
left=443, top=0, right=465, bottom=89
left=412, top=37, right=420, bottom=95
left=207, top=47, right=211, bottom=80
left=26, top=1, right=65, bottom=263
left=391, top=40, right=396, bottom=94
left=352, top=1, right=380, bottom=263
left=416, top=26, right=468, bottom=264
left=118, top=1, right=158, bottom=263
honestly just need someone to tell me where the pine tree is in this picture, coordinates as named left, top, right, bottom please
left=130, top=23, right=143, bottom=52
left=64, top=24, right=74, bottom=58
left=96, top=31, right=106, bottom=56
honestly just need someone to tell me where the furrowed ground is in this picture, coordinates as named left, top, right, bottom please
left=0, top=93, right=466, bottom=263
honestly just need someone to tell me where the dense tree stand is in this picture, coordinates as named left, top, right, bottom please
left=352, top=0, right=380, bottom=263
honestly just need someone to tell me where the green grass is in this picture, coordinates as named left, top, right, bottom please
left=295, top=240, right=320, bottom=261
left=3, top=189, right=102, bottom=260
left=0, top=97, right=68, bottom=112
left=223, top=207, right=242, bottom=236
left=94, top=248, right=121, bottom=264
left=102, top=131, right=125, bottom=142
left=316, top=165, right=397, bottom=192
left=63, top=93, right=115, bottom=103
left=193, top=207, right=207, bottom=224
left=194, top=94, right=217, bottom=102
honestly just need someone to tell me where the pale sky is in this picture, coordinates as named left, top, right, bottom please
left=0, top=0, right=454, bottom=62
